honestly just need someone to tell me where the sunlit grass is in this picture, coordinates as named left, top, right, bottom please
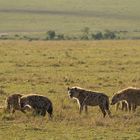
left=0, top=40, right=140, bottom=139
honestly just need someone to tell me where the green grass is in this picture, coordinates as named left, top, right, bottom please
left=0, top=0, right=140, bottom=38
left=0, top=40, right=140, bottom=139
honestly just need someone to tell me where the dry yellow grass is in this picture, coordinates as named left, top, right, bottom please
left=0, top=40, right=140, bottom=140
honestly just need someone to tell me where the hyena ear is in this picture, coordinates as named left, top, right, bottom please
left=67, top=87, right=70, bottom=91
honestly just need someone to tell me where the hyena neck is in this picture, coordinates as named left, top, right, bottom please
left=119, top=93, right=126, bottom=101
left=73, top=93, right=85, bottom=102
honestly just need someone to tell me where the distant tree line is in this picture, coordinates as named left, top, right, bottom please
left=46, top=30, right=64, bottom=40
left=46, top=28, right=118, bottom=40
left=0, top=27, right=140, bottom=41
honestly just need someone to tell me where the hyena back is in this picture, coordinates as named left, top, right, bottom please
left=67, top=87, right=111, bottom=117
left=111, top=87, right=140, bottom=112
left=5, top=93, right=23, bottom=113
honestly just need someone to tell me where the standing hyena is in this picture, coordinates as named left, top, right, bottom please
left=111, top=87, right=140, bottom=112
left=67, top=87, right=111, bottom=117
left=5, top=93, right=23, bottom=113
left=20, top=94, right=53, bottom=118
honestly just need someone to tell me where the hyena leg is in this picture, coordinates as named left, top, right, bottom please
left=6, top=103, right=11, bottom=113
left=40, top=110, right=46, bottom=116
left=122, top=101, right=128, bottom=111
left=123, top=103, right=128, bottom=112
left=85, top=105, right=88, bottom=114
left=116, top=102, right=120, bottom=111
left=104, top=100, right=111, bottom=117
left=99, top=105, right=106, bottom=118
left=79, top=105, right=83, bottom=114
left=124, top=103, right=128, bottom=112
left=105, top=103, right=111, bottom=117
left=47, top=106, right=53, bottom=118
left=122, top=103, right=125, bottom=111
left=106, top=109, right=111, bottom=117
left=32, top=109, right=38, bottom=116
left=11, top=105, right=15, bottom=114
left=132, top=104, right=137, bottom=112
left=37, top=110, right=42, bottom=115
left=134, top=104, right=137, bottom=112
left=12, top=109, right=15, bottom=114
left=128, top=103, right=132, bottom=112
left=125, top=105, right=128, bottom=112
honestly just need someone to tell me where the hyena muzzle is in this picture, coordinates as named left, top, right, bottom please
left=67, top=87, right=111, bottom=118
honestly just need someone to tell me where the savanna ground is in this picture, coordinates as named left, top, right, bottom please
left=0, top=40, right=140, bottom=139
left=0, top=0, right=140, bottom=38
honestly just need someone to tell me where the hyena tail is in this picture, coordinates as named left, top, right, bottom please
left=47, top=103, right=53, bottom=118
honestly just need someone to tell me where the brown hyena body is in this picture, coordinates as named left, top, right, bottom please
left=111, top=87, right=140, bottom=112
left=5, top=93, right=23, bottom=113
left=20, top=94, right=53, bottom=117
left=116, top=100, right=128, bottom=111
left=67, top=87, right=111, bottom=117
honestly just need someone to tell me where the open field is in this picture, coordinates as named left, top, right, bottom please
left=0, top=0, right=140, bottom=38
left=0, top=40, right=140, bottom=139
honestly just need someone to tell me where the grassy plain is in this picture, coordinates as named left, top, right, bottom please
left=0, top=0, right=140, bottom=38
left=0, top=40, right=140, bottom=139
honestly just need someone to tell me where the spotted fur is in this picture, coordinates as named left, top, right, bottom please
left=20, top=94, right=53, bottom=117
left=67, top=87, right=111, bottom=117
left=111, top=87, right=140, bottom=112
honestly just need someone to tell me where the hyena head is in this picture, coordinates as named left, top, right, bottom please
left=6, top=93, right=23, bottom=111
left=111, top=93, right=122, bottom=105
left=67, top=87, right=80, bottom=99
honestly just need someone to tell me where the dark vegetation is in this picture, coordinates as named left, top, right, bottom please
left=0, top=27, right=140, bottom=41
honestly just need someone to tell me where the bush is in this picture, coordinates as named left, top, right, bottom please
left=104, top=30, right=116, bottom=39
left=46, top=30, right=56, bottom=40
left=80, top=35, right=89, bottom=40
left=56, top=34, right=64, bottom=40
left=91, top=32, right=103, bottom=40
left=81, top=27, right=90, bottom=40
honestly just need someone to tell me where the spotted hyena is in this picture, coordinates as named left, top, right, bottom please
left=111, top=87, right=140, bottom=112
left=20, top=94, right=53, bottom=117
left=67, top=87, right=111, bottom=117
left=5, top=93, right=24, bottom=113
left=116, top=100, right=128, bottom=111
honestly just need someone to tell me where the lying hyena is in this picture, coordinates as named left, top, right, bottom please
left=116, top=100, right=128, bottom=111
left=67, top=87, right=111, bottom=117
left=5, top=93, right=24, bottom=113
left=111, top=87, right=140, bottom=112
